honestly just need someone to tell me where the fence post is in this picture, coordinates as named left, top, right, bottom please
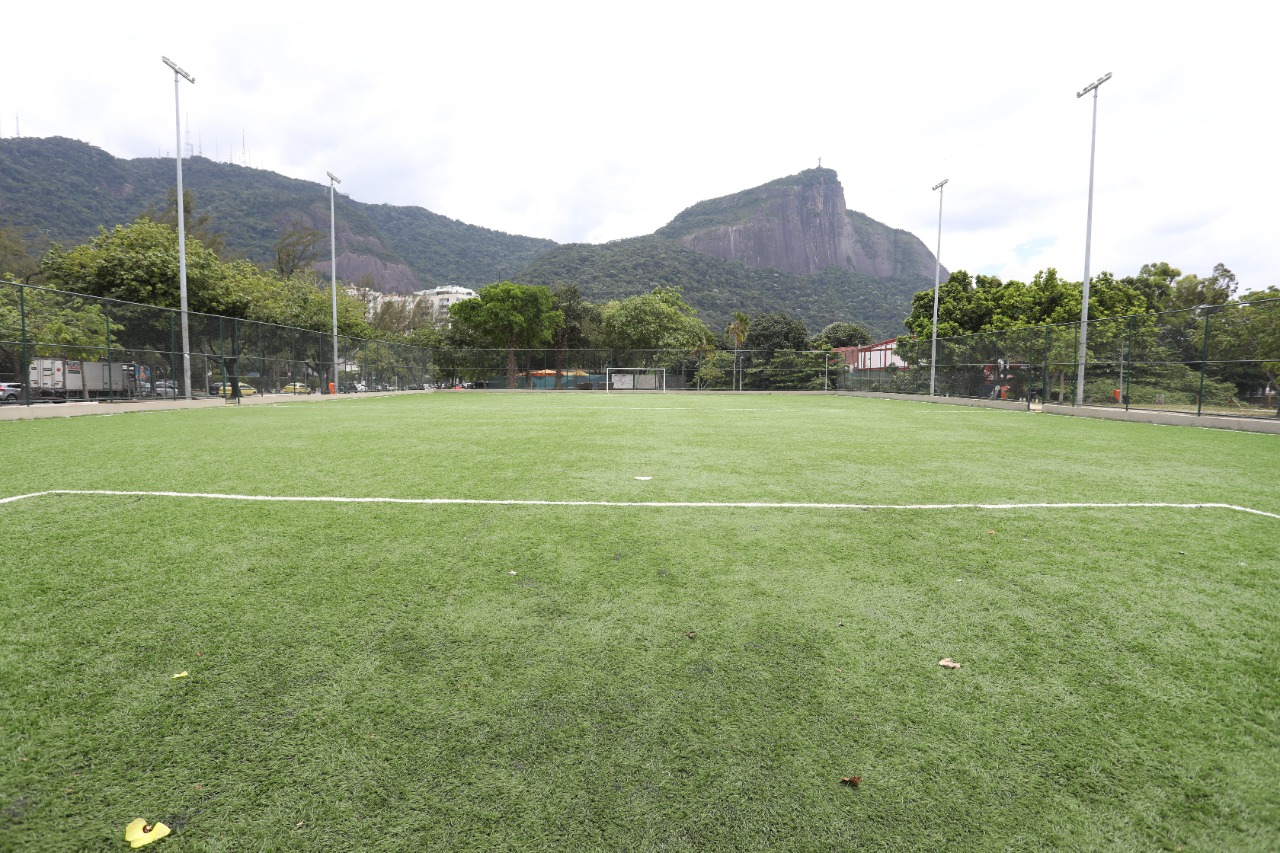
left=1042, top=326, right=1050, bottom=404
left=1196, top=307, right=1212, bottom=417
left=170, top=310, right=178, bottom=395
left=104, top=299, right=114, bottom=402
left=1124, top=315, right=1133, bottom=411
left=19, top=284, right=31, bottom=405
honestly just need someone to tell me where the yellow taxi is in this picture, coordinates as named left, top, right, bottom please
left=212, top=382, right=257, bottom=397
left=281, top=382, right=313, bottom=394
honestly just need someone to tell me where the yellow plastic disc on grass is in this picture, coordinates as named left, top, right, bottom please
left=124, top=818, right=171, bottom=847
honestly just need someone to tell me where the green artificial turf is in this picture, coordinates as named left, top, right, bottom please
left=2, top=393, right=1277, bottom=851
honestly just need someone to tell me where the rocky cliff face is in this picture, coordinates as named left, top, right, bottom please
left=657, top=168, right=941, bottom=282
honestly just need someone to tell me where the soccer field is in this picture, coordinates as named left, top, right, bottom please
left=3, top=393, right=1277, bottom=851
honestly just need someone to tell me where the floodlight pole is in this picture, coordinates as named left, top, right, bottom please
left=163, top=56, right=195, bottom=399
left=328, top=171, right=341, bottom=393
left=1075, top=72, right=1111, bottom=407
left=929, top=178, right=948, bottom=397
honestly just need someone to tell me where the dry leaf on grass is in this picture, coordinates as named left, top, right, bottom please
left=939, top=658, right=961, bottom=669
left=840, top=776, right=861, bottom=787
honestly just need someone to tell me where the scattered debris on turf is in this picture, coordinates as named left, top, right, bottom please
left=685, top=631, right=696, bottom=639
left=635, top=476, right=652, bottom=481
left=124, top=818, right=170, bottom=848
left=840, top=776, right=861, bottom=788
left=939, top=658, right=961, bottom=669
left=170, top=672, right=188, bottom=679
left=987, top=530, right=997, bottom=535
left=508, top=571, right=517, bottom=576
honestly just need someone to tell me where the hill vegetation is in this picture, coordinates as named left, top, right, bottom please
left=2, top=138, right=937, bottom=336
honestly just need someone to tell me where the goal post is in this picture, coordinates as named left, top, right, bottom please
left=605, top=367, right=666, bottom=393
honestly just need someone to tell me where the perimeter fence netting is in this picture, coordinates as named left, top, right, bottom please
left=847, top=299, right=1279, bottom=419
left=3, top=280, right=1276, bottom=419
left=1, top=281, right=433, bottom=402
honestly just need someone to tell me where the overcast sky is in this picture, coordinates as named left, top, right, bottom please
left=4, top=1, right=1273, bottom=294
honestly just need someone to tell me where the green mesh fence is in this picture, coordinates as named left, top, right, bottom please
left=843, top=299, right=1280, bottom=419
left=4, top=280, right=1276, bottom=415
left=1, top=281, right=433, bottom=402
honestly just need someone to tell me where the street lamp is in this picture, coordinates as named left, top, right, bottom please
left=328, top=171, right=341, bottom=393
left=162, top=56, right=195, bottom=399
left=1074, top=71, right=1112, bottom=406
left=930, top=178, right=948, bottom=397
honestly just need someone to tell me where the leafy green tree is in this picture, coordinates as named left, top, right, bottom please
left=725, top=311, right=750, bottom=391
left=274, top=222, right=325, bottom=279
left=745, top=312, right=808, bottom=354
left=812, top=321, right=873, bottom=349
left=600, top=286, right=708, bottom=361
left=41, top=219, right=229, bottom=314
left=550, top=283, right=601, bottom=388
left=0, top=281, right=122, bottom=397
left=449, top=282, right=562, bottom=388
left=1122, top=262, right=1181, bottom=313
left=144, top=188, right=228, bottom=259
left=0, top=228, right=47, bottom=282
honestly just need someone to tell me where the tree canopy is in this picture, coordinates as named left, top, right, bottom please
left=449, top=281, right=563, bottom=386
left=599, top=286, right=709, bottom=356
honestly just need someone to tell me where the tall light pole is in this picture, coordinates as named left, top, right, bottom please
left=162, top=56, right=195, bottom=399
left=1074, top=71, right=1111, bottom=406
left=929, top=178, right=948, bottom=397
left=327, top=171, right=341, bottom=393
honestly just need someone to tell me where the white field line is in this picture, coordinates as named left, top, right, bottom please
left=2, top=489, right=1278, bottom=519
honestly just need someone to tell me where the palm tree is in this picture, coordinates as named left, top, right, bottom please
left=727, top=312, right=750, bottom=391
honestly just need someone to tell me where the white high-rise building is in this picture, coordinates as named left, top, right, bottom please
left=417, top=286, right=478, bottom=325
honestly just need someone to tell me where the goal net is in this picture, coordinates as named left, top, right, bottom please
left=605, top=367, right=666, bottom=392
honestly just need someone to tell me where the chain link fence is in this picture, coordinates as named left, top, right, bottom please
left=1, top=281, right=433, bottom=403
left=842, top=299, right=1280, bottom=419
left=6, top=280, right=1275, bottom=417
left=431, top=347, right=838, bottom=392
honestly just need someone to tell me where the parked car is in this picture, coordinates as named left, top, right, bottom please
left=143, top=380, right=178, bottom=398
left=212, top=382, right=257, bottom=397
left=281, top=382, right=313, bottom=394
left=1, top=382, right=23, bottom=403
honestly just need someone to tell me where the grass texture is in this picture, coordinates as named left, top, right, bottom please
left=2, top=393, right=1277, bottom=851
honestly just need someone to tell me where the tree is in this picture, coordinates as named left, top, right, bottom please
left=449, top=282, right=562, bottom=388
left=813, top=321, right=873, bottom=349
left=274, top=222, right=325, bottom=279
left=1122, top=262, right=1181, bottom=313
left=745, top=312, right=807, bottom=354
left=145, top=188, right=228, bottom=259
left=600, top=286, right=708, bottom=359
left=0, top=280, right=123, bottom=399
left=0, top=228, right=46, bottom=282
left=41, top=219, right=228, bottom=313
left=726, top=311, right=750, bottom=391
left=549, top=283, right=601, bottom=388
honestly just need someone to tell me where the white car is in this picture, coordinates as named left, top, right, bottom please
left=1, top=382, right=23, bottom=403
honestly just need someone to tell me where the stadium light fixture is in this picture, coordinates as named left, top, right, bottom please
left=1074, top=72, right=1112, bottom=407
left=930, top=178, right=948, bottom=397
left=163, top=56, right=195, bottom=400
left=328, top=171, right=342, bottom=393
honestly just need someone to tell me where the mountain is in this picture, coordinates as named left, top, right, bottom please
left=656, top=167, right=940, bottom=282
left=0, top=136, right=552, bottom=293
left=525, top=168, right=942, bottom=336
left=1, top=138, right=938, bottom=336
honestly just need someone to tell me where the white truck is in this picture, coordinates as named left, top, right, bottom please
left=28, top=357, right=134, bottom=401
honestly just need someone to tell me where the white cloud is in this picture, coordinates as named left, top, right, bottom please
left=3, top=1, right=1274, bottom=293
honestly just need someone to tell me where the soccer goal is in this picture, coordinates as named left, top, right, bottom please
left=605, top=367, right=666, bottom=393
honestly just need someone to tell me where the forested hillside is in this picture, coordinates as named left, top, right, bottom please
left=3, top=138, right=932, bottom=335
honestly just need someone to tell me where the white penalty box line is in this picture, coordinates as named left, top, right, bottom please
left=2, top=490, right=1278, bottom=519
